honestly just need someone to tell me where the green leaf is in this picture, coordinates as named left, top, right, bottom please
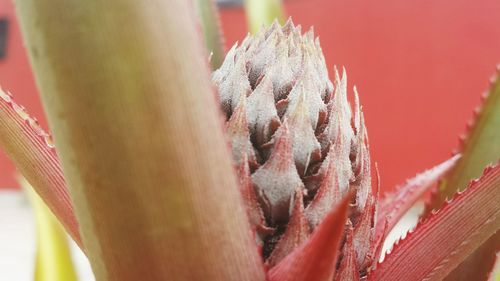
left=244, top=0, right=286, bottom=34
left=438, top=67, right=500, bottom=203
left=21, top=176, right=78, bottom=281
left=194, top=0, right=225, bottom=69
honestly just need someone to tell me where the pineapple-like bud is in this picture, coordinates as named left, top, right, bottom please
left=213, top=19, right=374, bottom=271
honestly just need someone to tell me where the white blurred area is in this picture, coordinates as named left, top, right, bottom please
left=0, top=189, right=421, bottom=281
left=380, top=202, right=423, bottom=261
left=0, top=190, right=95, bottom=281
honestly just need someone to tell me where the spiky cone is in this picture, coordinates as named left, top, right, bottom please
left=213, top=19, right=378, bottom=278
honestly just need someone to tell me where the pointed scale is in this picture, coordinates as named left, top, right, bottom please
left=335, top=226, right=361, bottom=281
left=287, top=88, right=322, bottom=176
left=353, top=191, right=376, bottom=270
left=248, top=27, right=279, bottom=87
left=318, top=67, right=354, bottom=193
left=268, top=194, right=351, bottom=281
left=226, top=94, right=258, bottom=168
left=325, top=67, right=354, bottom=147
left=305, top=143, right=342, bottom=228
left=0, top=89, right=82, bottom=248
left=353, top=118, right=371, bottom=213
left=252, top=120, right=305, bottom=223
left=372, top=220, right=388, bottom=271
left=375, top=154, right=461, bottom=240
left=281, top=18, right=294, bottom=36
left=267, top=189, right=311, bottom=267
left=212, top=43, right=238, bottom=92
left=352, top=88, right=361, bottom=137
left=247, top=74, right=281, bottom=147
left=236, top=152, right=270, bottom=239
left=244, top=28, right=265, bottom=69
left=268, top=38, right=295, bottom=101
left=312, top=38, right=333, bottom=99
left=285, top=25, right=305, bottom=83
left=350, top=89, right=371, bottom=213
left=217, top=48, right=251, bottom=116
left=351, top=93, right=363, bottom=179
left=284, top=53, right=327, bottom=129
left=368, top=161, right=500, bottom=281
left=370, top=163, right=388, bottom=265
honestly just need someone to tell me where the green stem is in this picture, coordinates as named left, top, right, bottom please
left=194, top=0, right=226, bottom=69
left=15, top=1, right=265, bottom=280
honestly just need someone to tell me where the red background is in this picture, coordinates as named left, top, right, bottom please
left=1, top=0, right=499, bottom=191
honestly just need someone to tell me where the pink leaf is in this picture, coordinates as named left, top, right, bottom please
left=368, top=162, right=500, bottom=281
left=305, top=144, right=342, bottom=228
left=335, top=226, right=360, bottom=281
left=353, top=192, right=376, bottom=269
left=226, top=94, right=259, bottom=168
left=252, top=120, right=304, bottom=223
left=286, top=89, right=322, bottom=175
left=443, top=233, right=500, bottom=281
left=0, top=89, right=82, bottom=248
left=375, top=155, right=460, bottom=239
left=246, top=74, right=281, bottom=147
left=236, top=153, right=271, bottom=240
left=268, top=194, right=350, bottom=281
left=425, top=68, right=500, bottom=280
left=267, top=189, right=311, bottom=267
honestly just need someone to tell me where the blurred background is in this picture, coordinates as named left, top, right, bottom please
left=1, top=0, right=499, bottom=279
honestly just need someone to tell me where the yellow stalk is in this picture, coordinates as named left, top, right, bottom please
left=244, top=0, right=286, bottom=34
left=21, top=176, right=78, bottom=281
left=489, top=253, right=500, bottom=281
